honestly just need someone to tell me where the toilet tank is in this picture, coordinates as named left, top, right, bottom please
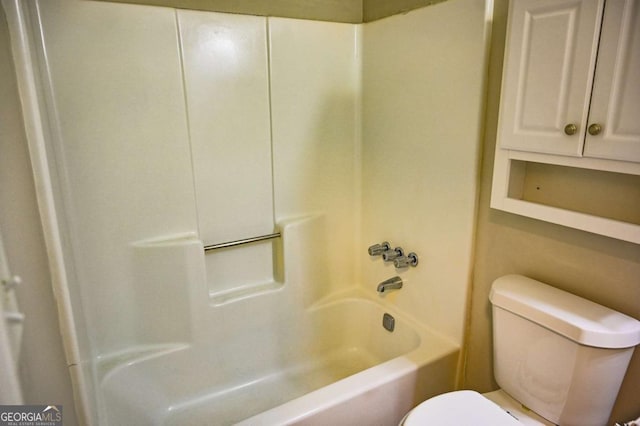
left=489, top=275, right=640, bottom=426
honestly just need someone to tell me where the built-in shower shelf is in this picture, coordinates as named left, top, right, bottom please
left=209, top=280, right=283, bottom=306
left=96, top=344, right=188, bottom=381
left=204, top=234, right=283, bottom=303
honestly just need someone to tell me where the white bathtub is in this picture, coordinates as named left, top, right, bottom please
left=100, top=293, right=459, bottom=425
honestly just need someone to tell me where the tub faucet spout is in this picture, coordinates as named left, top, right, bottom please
left=377, top=276, right=403, bottom=293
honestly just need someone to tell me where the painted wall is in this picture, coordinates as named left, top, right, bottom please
left=361, top=0, right=490, bottom=345
left=0, top=6, right=78, bottom=425
left=94, top=0, right=447, bottom=23
left=97, top=0, right=365, bottom=23
left=464, top=0, right=640, bottom=423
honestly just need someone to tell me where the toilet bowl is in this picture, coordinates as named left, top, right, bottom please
left=402, top=275, right=640, bottom=426
left=401, top=390, right=519, bottom=425
left=401, top=390, right=554, bottom=425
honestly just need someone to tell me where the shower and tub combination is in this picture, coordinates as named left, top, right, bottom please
left=4, top=0, right=490, bottom=423
left=100, top=228, right=459, bottom=425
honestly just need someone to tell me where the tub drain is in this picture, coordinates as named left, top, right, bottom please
left=382, top=313, right=395, bottom=332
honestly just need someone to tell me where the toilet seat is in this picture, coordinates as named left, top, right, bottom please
left=402, top=390, right=522, bottom=425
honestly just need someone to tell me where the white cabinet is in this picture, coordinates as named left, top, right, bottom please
left=498, top=0, right=640, bottom=162
left=498, top=0, right=602, bottom=156
left=492, top=0, right=640, bottom=244
left=584, top=0, right=640, bottom=161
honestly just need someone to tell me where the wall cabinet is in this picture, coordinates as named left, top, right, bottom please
left=492, top=0, right=640, bottom=243
left=498, top=0, right=639, bottom=161
left=586, top=0, right=640, bottom=161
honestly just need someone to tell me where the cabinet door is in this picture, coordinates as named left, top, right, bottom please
left=584, top=0, right=640, bottom=162
left=498, top=0, right=604, bottom=156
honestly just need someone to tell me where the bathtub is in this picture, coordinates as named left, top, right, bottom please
left=99, top=292, right=459, bottom=425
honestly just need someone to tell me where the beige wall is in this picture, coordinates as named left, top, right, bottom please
left=94, top=0, right=443, bottom=23
left=362, top=0, right=448, bottom=21
left=96, top=0, right=364, bottom=22
left=0, top=7, right=78, bottom=426
left=464, top=1, right=640, bottom=424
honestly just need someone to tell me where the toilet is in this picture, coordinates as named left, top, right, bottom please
left=402, top=275, right=640, bottom=426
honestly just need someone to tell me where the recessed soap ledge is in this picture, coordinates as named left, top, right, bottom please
left=209, top=280, right=283, bottom=306
left=207, top=214, right=330, bottom=306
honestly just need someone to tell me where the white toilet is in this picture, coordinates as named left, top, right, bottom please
left=402, top=275, right=640, bottom=426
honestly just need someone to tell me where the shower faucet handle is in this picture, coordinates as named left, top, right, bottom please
left=368, top=241, right=391, bottom=256
left=393, top=252, right=419, bottom=268
left=382, top=247, right=404, bottom=262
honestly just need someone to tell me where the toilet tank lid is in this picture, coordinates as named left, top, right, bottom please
left=489, top=275, right=640, bottom=349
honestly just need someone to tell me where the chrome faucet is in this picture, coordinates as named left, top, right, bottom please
left=377, top=276, right=403, bottom=293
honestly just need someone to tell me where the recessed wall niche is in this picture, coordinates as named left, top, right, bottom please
left=507, top=160, right=640, bottom=226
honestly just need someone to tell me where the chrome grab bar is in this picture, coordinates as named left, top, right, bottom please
left=203, top=232, right=281, bottom=252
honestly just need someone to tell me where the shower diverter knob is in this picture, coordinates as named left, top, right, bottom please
left=393, top=253, right=418, bottom=268
left=368, top=241, right=390, bottom=256
left=382, top=247, right=404, bottom=262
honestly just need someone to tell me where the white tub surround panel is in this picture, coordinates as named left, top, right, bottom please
left=34, top=0, right=198, bottom=354
left=99, top=215, right=341, bottom=425
left=177, top=11, right=276, bottom=299
left=270, top=18, right=361, bottom=296
left=361, top=0, right=491, bottom=343
left=129, top=234, right=204, bottom=346
left=177, top=11, right=273, bottom=244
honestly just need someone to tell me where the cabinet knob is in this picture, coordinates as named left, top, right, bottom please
left=563, top=123, right=578, bottom=136
left=588, top=123, right=602, bottom=136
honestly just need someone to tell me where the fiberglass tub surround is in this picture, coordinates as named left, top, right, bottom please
left=102, top=275, right=459, bottom=424
left=99, top=218, right=459, bottom=425
left=9, top=0, right=490, bottom=423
